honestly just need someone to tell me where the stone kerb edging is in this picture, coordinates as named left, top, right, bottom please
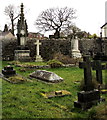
left=15, top=64, right=77, bottom=69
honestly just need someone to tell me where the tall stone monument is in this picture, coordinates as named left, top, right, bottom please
left=71, top=37, right=82, bottom=58
left=14, top=3, right=30, bottom=61
left=34, top=40, right=43, bottom=62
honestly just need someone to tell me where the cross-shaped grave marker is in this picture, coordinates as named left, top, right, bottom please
left=34, top=39, right=41, bottom=56
left=34, top=39, right=43, bottom=62
left=79, top=55, right=93, bottom=91
left=92, top=60, right=107, bottom=84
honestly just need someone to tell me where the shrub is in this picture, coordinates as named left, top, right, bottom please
left=47, top=59, right=63, bottom=68
left=80, top=77, right=99, bottom=91
left=53, top=52, right=82, bottom=65
left=8, top=61, right=21, bottom=65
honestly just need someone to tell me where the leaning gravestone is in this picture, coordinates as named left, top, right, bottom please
left=74, top=55, right=102, bottom=110
left=29, top=70, right=63, bottom=83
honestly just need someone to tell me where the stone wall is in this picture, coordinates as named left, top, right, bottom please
left=2, top=38, right=107, bottom=61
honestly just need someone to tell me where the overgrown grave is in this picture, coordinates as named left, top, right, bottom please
left=74, top=55, right=106, bottom=110
left=2, top=65, right=27, bottom=83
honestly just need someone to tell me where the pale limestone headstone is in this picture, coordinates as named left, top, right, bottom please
left=71, top=37, right=82, bottom=58
left=34, top=40, right=43, bottom=62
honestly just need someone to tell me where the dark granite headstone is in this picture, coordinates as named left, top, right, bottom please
left=2, top=65, right=16, bottom=77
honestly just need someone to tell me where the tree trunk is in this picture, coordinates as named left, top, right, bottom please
left=54, top=29, right=60, bottom=39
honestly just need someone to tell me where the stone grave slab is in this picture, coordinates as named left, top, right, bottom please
left=41, top=90, right=71, bottom=98
left=29, top=70, right=64, bottom=83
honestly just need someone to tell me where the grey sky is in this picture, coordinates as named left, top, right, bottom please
left=0, top=0, right=106, bottom=36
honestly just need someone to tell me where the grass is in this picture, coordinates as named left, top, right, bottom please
left=1, top=61, right=107, bottom=119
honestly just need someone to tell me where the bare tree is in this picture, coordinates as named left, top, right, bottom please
left=35, top=7, right=76, bottom=38
left=4, top=4, right=20, bottom=35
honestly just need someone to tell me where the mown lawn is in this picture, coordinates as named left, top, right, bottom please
left=1, top=61, right=107, bottom=119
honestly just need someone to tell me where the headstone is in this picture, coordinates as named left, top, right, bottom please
left=71, top=37, right=82, bottom=58
left=34, top=40, right=43, bottom=62
left=29, top=70, right=63, bottom=83
left=2, top=65, right=16, bottom=77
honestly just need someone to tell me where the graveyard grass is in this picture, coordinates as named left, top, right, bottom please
left=1, top=61, right=107, bottom=119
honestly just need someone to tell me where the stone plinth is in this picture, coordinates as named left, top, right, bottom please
left=14, top=50, right=31, bottom=62
left=2, top=65, right=16, bottom=77
left=74, top=90, right=101, bottom=110
left=29, top=70, right=64, bottom=83
left=35, top=55, right=43, bottom=62
left=72, top=49, right=82, bottom=58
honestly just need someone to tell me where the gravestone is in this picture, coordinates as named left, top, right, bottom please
left=2, top=65, right=16, bottom=77
left=79, top=55, right=93, bottom=91
left=71, top=37, right=82, bottom=58
left=74, top=55, right=101, bottom=110
left=92, top=60, right=103, bottom=84
left=29, top=70, right=63, bottom=83
left=34, top=40, right=43, bottom=62
left=14, top=3, right=30, bottom=62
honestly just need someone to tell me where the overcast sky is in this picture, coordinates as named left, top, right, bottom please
left=0, top=0, right=106, bottom=36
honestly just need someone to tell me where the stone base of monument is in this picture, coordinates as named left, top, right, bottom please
left=14, top=50, right=31, bottom=62
left=2, top=65, right=16, bottom=77
left=72, top=49, right=82, bottom=58
left=29, top=70, right=64, bottom=83
left=35, top=55, right=43, bottom=62
left=74, top=90, right=102, bottom=110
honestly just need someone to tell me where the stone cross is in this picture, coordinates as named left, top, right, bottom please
left=92, top=60, right=107, bottom=84
left=79, top=55, right=93, bottom=91
left=92, top=60, right=102, bottom=84
left=34, top=40, right=41, bottom=56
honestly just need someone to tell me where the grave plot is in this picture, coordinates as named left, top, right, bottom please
left=2, top=65, right=27, bottom=84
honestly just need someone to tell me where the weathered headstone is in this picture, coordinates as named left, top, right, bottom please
left=34, top=40, right=43, bottom=62
left=71, top=37, right=82, bottom=58
left=29, top=70, right=63, bottom=83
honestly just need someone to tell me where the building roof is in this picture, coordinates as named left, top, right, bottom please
left=0, top=31, right=16, bottom=39
left=101, top=22, right=107, bottom=28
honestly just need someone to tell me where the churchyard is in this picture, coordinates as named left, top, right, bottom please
left=1, top=3, right=107, bottom=119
